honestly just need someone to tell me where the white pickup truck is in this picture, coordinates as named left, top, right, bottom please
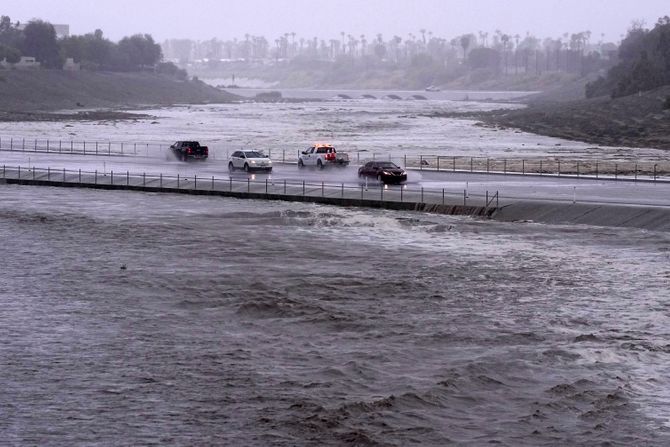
left=298, top=144, right=350, bottom=169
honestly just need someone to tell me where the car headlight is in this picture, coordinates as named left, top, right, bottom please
left=382, top=171, right=391, bottom=175
left=250, top=160, right=256, bottom=164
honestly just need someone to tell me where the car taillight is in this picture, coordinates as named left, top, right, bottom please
left=204, top=148, right=208, bottom=154
left=187, top=147, right=192, bottom=154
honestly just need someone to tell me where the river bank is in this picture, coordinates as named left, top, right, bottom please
left=0, top=70, right=239, bottom=121
left=425, top=85, right=670, bottom=150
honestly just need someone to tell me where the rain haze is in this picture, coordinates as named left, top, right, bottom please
left=2, top=0, right=669, bottom=41
left=1, top=0, right=670, bottom=446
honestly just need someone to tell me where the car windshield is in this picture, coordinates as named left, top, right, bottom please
left=378, top=162, right=398, bottom=168
left=316, top=147, right=333, bottom=153
left=185, top=142, right=200, bottom=147
left=243, top=151, right=265, bottom=158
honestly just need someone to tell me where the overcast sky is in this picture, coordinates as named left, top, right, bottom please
left=2, top=0, right=668, bottom=43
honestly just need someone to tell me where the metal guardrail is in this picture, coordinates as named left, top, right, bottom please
left=1, top=136, right=667, bottom=181
left=0, top=165, right=498, bottom=210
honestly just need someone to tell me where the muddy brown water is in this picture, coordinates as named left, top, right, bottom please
left=1, top=185, right=669, bottom=445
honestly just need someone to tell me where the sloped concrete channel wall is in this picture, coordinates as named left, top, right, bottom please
left=0, top=166, right=496, bottom=218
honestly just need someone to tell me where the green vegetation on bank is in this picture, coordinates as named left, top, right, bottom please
left=586, top=17, right=670, bottom=99
left=0, top=14, right=185, bottom=77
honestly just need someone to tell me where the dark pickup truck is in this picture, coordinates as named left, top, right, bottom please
left=170, top=141, right=209, bottom=161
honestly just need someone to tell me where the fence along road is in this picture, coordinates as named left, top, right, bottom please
left=0, top=165, right=499, bottom=217
left=1, top=136, right=668, bottom=182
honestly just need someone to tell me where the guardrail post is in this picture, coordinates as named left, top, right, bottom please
left=266, top=178, right=268, bottom=194
left=284, top=180, right=287, bottom=195
left=18, top=165, right=21, bottom=179
left=282, top=149, right=285, bottom=163
left=121, top=143, right=124, bottom=154
left=522, top=159, right=525, bottom=175
left=134, top=143, right=137, bottom=154
left=108, top=142, right=111, bottom=155
left=70, top=140, right=73, bottom=153
left=437, top=156, right=440, bottom=171
left=576, top=161, right=580, bottom=177
left=470, top=157, right=473, bottom=172
left=442, top=188, right=445, bottom=205
left=229, top=177, right=232, bottom=192
left=247, top=178, right=250, bottom=193
left=420, top=155, right=423, bottom=170
left=341, top=183, right=344, bottom=197
left=302, top=180, right=305, bottom=196
left=10, top=138, right=12, bottom=150
left=421, top=187, right=424, bottom=203
left=3, top=165, right=5, bottom=178
left=486, top=190, right=489, bottom=206
left=194, top=174, right=197, bottom=190
left=453, top=156, right=456, bottom=172
left=95, top=170, right=97, bottom=184
left=360, top=185, right=363, bottom=200
left=126, top=171, right=129, bottom=186
left=160, top=173, right=163, bottom=188
left=211, top=176, right=214, bottom=190
left=33, top=166, right=35, bottom=180
left=143, top=172, right=146, bottom=186
left=504, top=159, right=507, bottom=175
left=111, top=170, right=114, bottom=185
left=357, top=152, right=360, bottom=163
left=463, top=189, right=466, bottom=206
left=400, top=186, right=403, bottom=202
left=59, top=140, right=62, bottom=153
left=63, top=168, right=66, bottom=182
left=83, top=141, right=86, bottom=154
left=558, top=160, right=561, bottom=176
left=404, top=154, right=407, bottom=167
left=79, top=169, right=81, bottom=183
left=22, top=138, right=25, bottom=151
left=177, top=174, right=180, bottom=188
left=486, top=158, right=489, bottom=174
left=34, top=139, right=37, bottom=150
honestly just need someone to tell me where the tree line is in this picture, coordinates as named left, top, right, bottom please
left=164, top=28, right=617, bottom=83
left=0, top=15, right=184, bottom=78
left=586, top=17, right=670, bottom=98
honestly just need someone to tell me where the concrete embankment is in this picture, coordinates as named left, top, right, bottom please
left=493, top=201, right=670, bottom=232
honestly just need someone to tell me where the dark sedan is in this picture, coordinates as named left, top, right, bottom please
left=358, top=161, right=408, bottom=184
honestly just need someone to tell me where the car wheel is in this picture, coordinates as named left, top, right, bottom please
left=244, top=163, right=250, bottom=172
left=228, top=162, right=235, bottom=171
left=298, top=159, right=304, bottom=168
left=317, top=160, right=323, bottom=169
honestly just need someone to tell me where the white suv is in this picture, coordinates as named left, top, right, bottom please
left=228, top=150, right=273, bottom=172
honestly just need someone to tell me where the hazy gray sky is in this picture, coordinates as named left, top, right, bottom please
left=2, top=0, right=668, bottom=42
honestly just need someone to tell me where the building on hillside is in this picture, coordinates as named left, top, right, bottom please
left=63, top=57, right=80, bottom=71
left=14, top=57, right=41, bottom=69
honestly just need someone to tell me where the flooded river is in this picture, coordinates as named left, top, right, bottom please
left=1, top=185, right=669, bottom=445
